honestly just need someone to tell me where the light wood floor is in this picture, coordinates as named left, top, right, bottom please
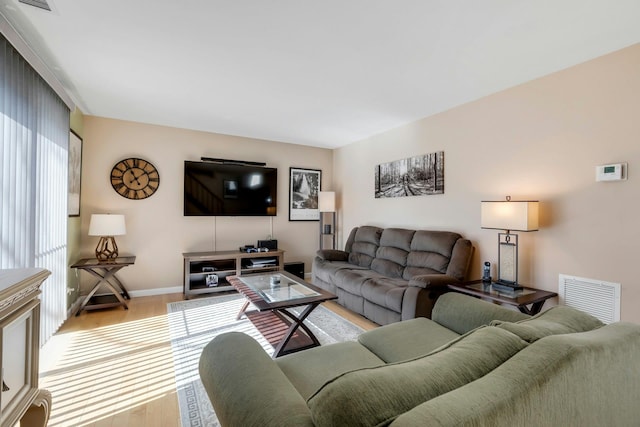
left=38, top=293, right=377, bottom=427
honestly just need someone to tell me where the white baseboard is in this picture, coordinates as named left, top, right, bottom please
left=128, top=286, right=183, bottom=298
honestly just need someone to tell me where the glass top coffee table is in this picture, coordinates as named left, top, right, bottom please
left=228, top=271, right=338, bottom=358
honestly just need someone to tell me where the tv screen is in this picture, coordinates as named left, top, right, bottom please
left=184, top=161, right=277, bottom=216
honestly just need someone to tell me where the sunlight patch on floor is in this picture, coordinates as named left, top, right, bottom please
left=39, top=313, right=179, bottom=427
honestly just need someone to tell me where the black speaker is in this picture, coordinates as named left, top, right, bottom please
left=284, top=262, right=304, bottom=279
left=257, top=239, right=278, bottom=250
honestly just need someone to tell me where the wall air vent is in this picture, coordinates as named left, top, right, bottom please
left=19, top=0, right=51, bottom=11
left=558, top=274, right=620, bottom=324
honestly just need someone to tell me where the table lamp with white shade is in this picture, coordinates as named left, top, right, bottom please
left=89, top=214, right=126, bottom=262
left=480, top=197, right=539, bottom=290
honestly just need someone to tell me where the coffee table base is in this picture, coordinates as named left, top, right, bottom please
left=238, top=303, right=322, bottom=358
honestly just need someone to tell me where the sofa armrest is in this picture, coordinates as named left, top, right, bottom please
left=199, top=332, right=314, bottom=427
left=402, top=275, right=457, bottom=320
left=408, top=274, right=459, bottom=289
left=316, top=249, right=349, bottom=262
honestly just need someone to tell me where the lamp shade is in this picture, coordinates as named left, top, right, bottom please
left=481, top=201, right=539, bottom=232
left=89, top=214, right=126, bottom=236
left=318, top=191, right=336, bottom=212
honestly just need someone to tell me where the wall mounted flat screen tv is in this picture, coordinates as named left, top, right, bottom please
left=184, top=161, right=277, bottom=216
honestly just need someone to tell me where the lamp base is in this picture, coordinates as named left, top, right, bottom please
left=95, top=236, right=119, bottom=262
left=491, top=280, right=524, bottom=292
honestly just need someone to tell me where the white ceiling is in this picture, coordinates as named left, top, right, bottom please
left=1, top=0, right=639, bottom=148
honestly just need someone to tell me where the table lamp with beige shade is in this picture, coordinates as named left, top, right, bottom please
left=88, top=214, right=126, bottom=262
left=481, top=197, right=539, bottom=290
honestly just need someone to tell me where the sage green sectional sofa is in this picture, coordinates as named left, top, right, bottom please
left=312, top=226, right=474, bottom=325
left=199, top=292, right=640, bottom=427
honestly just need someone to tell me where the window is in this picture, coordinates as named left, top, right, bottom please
left=1, top=33, right=70, bottom=344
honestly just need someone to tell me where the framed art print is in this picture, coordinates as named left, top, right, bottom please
left=289, top=167, right=321, bottom=221
left=68, top=130, right=82, bottom=216
left=375, top=151, right=444, bottom=198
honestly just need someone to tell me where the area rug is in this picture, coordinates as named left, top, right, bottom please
left=167, top=293, right=365, bottom=427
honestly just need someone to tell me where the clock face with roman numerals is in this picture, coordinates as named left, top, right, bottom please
left=110, top=158, right=160, bottom=200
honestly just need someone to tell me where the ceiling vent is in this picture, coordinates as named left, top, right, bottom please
left=19, top=0, right=51, bottom=11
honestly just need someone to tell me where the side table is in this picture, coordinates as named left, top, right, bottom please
left=71, top=256, right=135, bottom=315
left=447, top=280, right=558, bottom=315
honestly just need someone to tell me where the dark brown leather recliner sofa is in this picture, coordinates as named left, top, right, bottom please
left=312, top=226, right=473, bottom=325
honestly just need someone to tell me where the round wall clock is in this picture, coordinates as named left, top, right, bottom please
left=110, top=157, right=160, bottom=200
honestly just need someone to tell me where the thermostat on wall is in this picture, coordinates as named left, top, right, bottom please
left=596, top=163, right=627, bottom=182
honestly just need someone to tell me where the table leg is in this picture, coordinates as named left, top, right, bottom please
left=272, top=303, right=320, bottom=358
left=236, top=300, right=251, bottom=320
left=76, top=266, right=129, bottom=315
left=519, top=301, right=546, bottom=316
left=105, top=271, right=131, bottom=299
left=76, top=278, right=106, bottom=316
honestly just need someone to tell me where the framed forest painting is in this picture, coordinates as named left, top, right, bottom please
left=375, top=151, right=444, bottom=198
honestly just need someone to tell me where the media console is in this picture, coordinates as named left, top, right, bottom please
left=182, top=249, right=284, bottom=299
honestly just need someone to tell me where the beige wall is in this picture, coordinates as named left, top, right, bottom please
left=79, top=117, right=333, bottom=295
left=334, top=44, right=640, bottom=323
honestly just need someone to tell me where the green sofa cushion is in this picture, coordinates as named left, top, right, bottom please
left=490, top=305, right=604, bottom=343
left=276, top=341, right=385, bottom=400
left=357, top=317, right=460, bottom=363
left=389, top=322, right=640, bottom=427
left=307, top=326, right=528, bottom=427
left=432, top=292, right=530, bottom=335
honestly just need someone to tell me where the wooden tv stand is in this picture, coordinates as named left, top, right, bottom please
left=183, top=249, right=284, bottom=299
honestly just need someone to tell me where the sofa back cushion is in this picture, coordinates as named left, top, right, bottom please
left=433, top=292, right=530, bottom=334
left=402, top=231, right=462, bottom=280
left=490, top=305, right=604, bottom=343
left=307, top=326, right=528, bottom=427
left=347, top=226, right=382, bottom=267
left=370, top=228, right=415, bottom=278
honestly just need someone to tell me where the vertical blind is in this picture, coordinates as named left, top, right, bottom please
left=1, top=33, right=70, bottom=344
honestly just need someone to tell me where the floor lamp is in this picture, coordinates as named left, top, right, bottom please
left=318, top=191, right=336, bottom=250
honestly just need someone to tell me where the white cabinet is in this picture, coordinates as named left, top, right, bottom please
left=0, top=268, right=51, bottom=427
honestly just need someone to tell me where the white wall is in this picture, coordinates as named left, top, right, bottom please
left=334, top=44, right=640, bottom=322
left=80, top=117, right=332, bottom=294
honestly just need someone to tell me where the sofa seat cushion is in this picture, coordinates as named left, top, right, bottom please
left=333, top=268, right=386, bottom=296
left=276, top=341, right=385, bottom=400
left=490, top=305, right=604, bottom=343
left=360, top=277, right=408, bottom=313
left=307, top=326, right=528, bottom=427
left=313, top=259, right=367, bottom=285
left=358, top=317, right=460, bottom=363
